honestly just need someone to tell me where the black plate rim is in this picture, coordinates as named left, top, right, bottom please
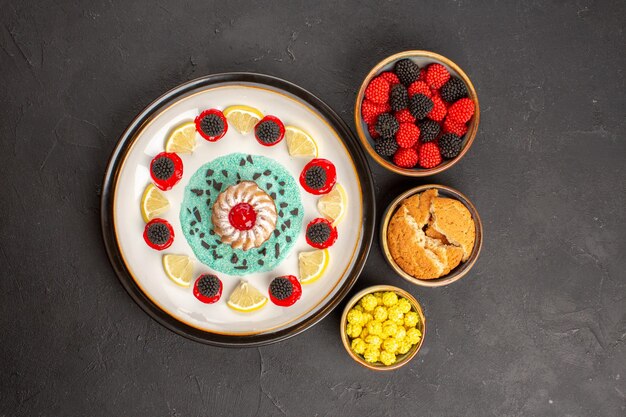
left=100, top=72, right=376, bottom=347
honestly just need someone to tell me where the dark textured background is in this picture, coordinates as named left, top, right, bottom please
left=1, top=0, right=625, bottom=416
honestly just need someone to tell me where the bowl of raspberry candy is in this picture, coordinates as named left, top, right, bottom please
left=354, top=50, right=479, bottom=176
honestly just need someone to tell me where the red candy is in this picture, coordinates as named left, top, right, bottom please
left=195, top=109, right=228, bottom=142
left=305, top=218, right=338, bottom=249
left=143, top=218, right=174, bottom=250
left=269, top=275, right=302, bottom=307
left=299, top=158, right=337, bottom=195
left=150, top=152, right=183, bottom=191
left=193, top=275, right=222, bottom=304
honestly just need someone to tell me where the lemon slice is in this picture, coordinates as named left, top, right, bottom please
left=299, top=249, right=329, bottom=284
left=227, top=280, right=268, bottom=312
left=223, top=105, right=263, bottom=135
left=162, top=254, right=194, bottom=287
left=141, top=183, right=170, bottom=222
left=317, top=184, right=347, bottom=225
left=165, top=121, right=196, bottom=153
left=285, top=126, right=318, bottom=158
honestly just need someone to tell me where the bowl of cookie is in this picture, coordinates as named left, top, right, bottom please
left=354, top=51, right=479, bottom=176
left=381, top=185, right=483, bottom=287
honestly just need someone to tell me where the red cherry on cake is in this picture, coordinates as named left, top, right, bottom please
left=268, top=275, right=302, bottom=307
left=195, top=109, right=228, bottom=141
left=254, top=115, right=285, bottom=146
left=299, top=158, right=337, bottom=195
left=193, top=274, right=222, bottom=304
left=143, top=218, right=174, bottom=250
left=305, top=218, right=337, bottom=249
left=150, top=152, right=183, bottom=191
left=228, top=202, right=257, bottom=231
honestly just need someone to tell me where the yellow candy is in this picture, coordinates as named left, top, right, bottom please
left=398, top=340, right=413, bottom=355
left=351, top=338, right=366, bottom=355
left=347, top=309, right=363, bottom=325
left=360, top=294, right=378, bottom=312
left=394, top=327, right=406, bottom=341
left=382, top=320, right=398, bottom=338
left=363, top=346, right=380, bottom=363
left=347, top=323, right=362, bottom=338
left=406, top=327, right=422, bottom=344
left=353, top=304, right=363, bottom=312
left=404, top=311, right=419, bottom=328
left=359, top=312, right=372, bottom=327
left=380, top=350, right=396, bottom=366
left=382, top=291, right=398, bottom=306
left=365, top=335, right=382, bottom=348
left=382, top=337, right=399, bottom=354
left=373, top=306, right=388, bottom=322
left=387, top=306, right=404, bottom=322
left=376, top=296, right=384, bottom=306
left=360, top=327, right=369, bottom=339
left=397, top=298, right=412, bottom=314
left=366, top=320, right=382, bottom=336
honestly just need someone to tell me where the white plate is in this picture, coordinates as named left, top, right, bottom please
left=101, top=73, right=375, bottom=346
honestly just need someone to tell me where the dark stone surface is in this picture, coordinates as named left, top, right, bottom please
left=1, top=0, right=625, bottom=415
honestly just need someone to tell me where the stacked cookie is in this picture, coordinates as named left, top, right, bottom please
left=386, top=189, right=475, bottom=279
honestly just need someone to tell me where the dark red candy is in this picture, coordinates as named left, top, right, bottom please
left=193, top=274, right=222, bottom=304
left=195, top=109, right=228, bottom=141
left=143, top=218, right=174, bottom=250
left=305, top=218, right=337, bottom=249
left=299, top=158, right=337, bottom=195
left=268, top=275, right=302, bottom=307
left=150, top=152, right=183, bottom=191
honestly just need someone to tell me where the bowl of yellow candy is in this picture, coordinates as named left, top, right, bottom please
left=340, top=285, right=426, bottom=370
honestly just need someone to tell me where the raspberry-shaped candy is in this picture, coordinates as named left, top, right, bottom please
left=389, top=84, right=409, bottom=112
left=440, top=77, right=468, bottom=103
left=418, top=120, right=440, bottom=143
left=367, top=123, right=380, bottom=139
left=395, top=123, right=420, bottom=148
left=269, top=275, right=302, bottom=307
left=375, top=113, right=399, bottom=139
left=193, top=274, right=222, bottom=304
left=418, top=142, right=442, bottom=168
left=443, top=117, right=468, bottom=136
left=409, top=94, right=434, bottom=120
left=364, top=76, right=390, bottom=104
left=305, top=218, right=338, bottom=249
left=427, top=93, right=447, bottom=122
left=379, top=71, right=400, bottom=85
left=394, top=59, right=421, bottom=86
left=407, top=81, right=431, bottom=98
left=438, top=133, right=463, bottom=159
left=447, top=98, right=475, bottom=123
left=361, top=99, right=390, bottom=125
left=374, top=137, right=398, bottom=157
left=425, top=63, right=450, bottom=90
left=394, top=109, right=415, bottom=124
left=393, top=147, right=418, bottom=168
left=195, top=109, right=228, bottom=141
left=254, top=115, right=285, bottom=146
left=150, top=152, right=183, bottom=191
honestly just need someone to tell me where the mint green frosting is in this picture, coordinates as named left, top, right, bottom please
left=180, top=153, right=304, bottom=275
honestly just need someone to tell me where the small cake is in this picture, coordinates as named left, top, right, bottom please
left=387, top=188, right=476, bottom=279
left=212, top=181, right=277, bottom=250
